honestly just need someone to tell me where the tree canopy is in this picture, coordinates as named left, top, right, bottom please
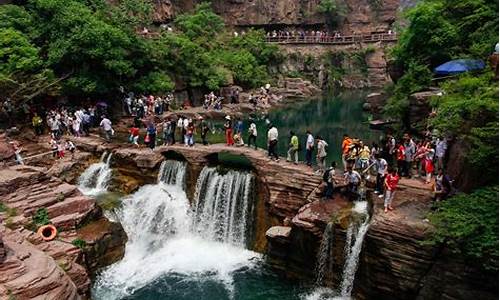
left=0, top=1, right=278, bottom=103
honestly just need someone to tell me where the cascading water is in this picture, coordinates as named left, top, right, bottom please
left=157, top=160, right=187, bottom=187
left=93, top=161, right=261, bottom=299
left=315, top=222, right=334, bottom=287
left=339, top=200, right=370, bottom=297
left=192, top=166, right=255, bottom=248
left=78, top=152, right=113, bottom=196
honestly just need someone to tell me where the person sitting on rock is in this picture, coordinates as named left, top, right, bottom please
left=344, top=165, right=361, bottom=199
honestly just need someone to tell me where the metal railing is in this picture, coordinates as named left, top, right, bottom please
left=265, top=33, right=397, bottom=44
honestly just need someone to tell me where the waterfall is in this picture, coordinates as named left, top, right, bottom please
left=339, top=201, right=370, bottom=297
left=93, top=162, right=260, bottom=299
left=315, top=222, right=334, bottom=287
left=157, top=160, right=187, bottom=187
left=78, top=152, right=113, bottom=196
left=192, top=166, right=255, bottom=248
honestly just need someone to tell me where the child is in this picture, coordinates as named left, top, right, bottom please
left=66, top=140, right=76, bottom=160
left=129, top=125, right=140, bottom=147
left=50, top=138, right=58, bottom=158
left=384, top=167, right=399, bottom=213
left=57, top=141, right=65, bottom=159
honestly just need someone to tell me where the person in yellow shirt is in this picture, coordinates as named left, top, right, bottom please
left=32, top=113, right=43, bottom=135
left=287, top=131, right=299, bottom=164
left=358, top=142, right=371, bottom=170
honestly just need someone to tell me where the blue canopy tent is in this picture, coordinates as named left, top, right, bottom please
left=434, top=59, right=486, bottom=75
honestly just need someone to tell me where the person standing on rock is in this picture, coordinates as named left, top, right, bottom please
left=374, top=153, right=388, bottom=197
left=316, top=136, right=328, bottom=174
left=323, top=161, right=337, bottom=200
left=267, top=124, right=279, bottom=161
left=342, top=134, right=353, bottom=171
left=130, top=124, right=140, bottom=147
left=99, top=115, right=113, bottom=142
left=403, top=133, right=416, bottom=178
left=287, top=131, right=299, bottom=164
left=435, top=136, right=447, bottom=171
left=32, top=113, right=43, bottom=135
left=162, top=120, right=171, bottom=146
left=177, top=116, right=184, bottom=144
left=200, top=120, right=210, bottom=146
left=146, top=122, right=157, bottom=150
left=305, top=130, right=314, bottom=167
left=247, top=120, right=258, bottom=149
left=384, top=167, right=399, bottom=213
left=224, top=115, right=234, bottom=146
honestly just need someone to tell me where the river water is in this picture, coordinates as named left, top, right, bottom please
left=254, top=90, right=379, bottom=165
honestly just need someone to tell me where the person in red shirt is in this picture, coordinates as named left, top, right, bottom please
left=129, top=125, right=140, bottom=147
left=384, top=167, right=399, bottom=213
left=396, top=143, right=405, bottom=176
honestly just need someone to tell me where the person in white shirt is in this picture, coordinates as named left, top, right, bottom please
left=435, top=137, right=447, bottom=170
left=374, top=154, right=388, bottom=196
left=99, top=116, right=113, bottom=142
left=247, top=121, right=257, bottom=149
left=344, top=166, right=362, bottom=196
left=305, top=130, right=314, bottom=166
left=267, top=124, right=279, bottom=161
left=316, top=136, right=328, bottom=174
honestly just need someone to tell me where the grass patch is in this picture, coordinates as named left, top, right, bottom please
left=71, top=238, right=87, bottom=250
left=33, top=208, right=50, bottom=227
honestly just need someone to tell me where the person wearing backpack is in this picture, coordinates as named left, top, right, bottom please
left=323, top=162, right=337, bottom=200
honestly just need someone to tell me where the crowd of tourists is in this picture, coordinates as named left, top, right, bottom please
left=123, top=93, right=174, bottom=117
left=203, top=92, right=224, bottom=110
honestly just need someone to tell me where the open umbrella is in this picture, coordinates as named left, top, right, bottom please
left=434, top=59, right=485, bottom=75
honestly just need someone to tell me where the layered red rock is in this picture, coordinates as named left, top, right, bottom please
left=355, top=178, right=498, bottom=300
left=0, top=164, right=126, bottom=297
left=0, top=225, right=80, bottom=300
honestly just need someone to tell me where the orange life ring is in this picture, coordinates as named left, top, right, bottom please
left=37, top=224, right=57, bottom=241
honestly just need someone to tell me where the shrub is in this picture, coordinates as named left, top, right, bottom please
left=427, top=186, right=499, bottom=270
left=33, top=208, right=50, bottom=226
left=71, top=238, right=87, bottom=250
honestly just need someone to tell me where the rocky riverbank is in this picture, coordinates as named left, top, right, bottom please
left=0, top=164, right=126, bottom=299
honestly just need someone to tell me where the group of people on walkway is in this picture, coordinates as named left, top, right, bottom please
left=123, top=94, right=174, bottom=117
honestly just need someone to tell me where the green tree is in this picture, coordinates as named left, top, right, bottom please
left=428, top=186, right=499, bottom=270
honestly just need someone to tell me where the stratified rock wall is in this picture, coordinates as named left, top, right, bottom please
left=354, top=179, right=499, bottom=300
left=165, top=0, right=400, bottom=34
left=0, top=226, right=80, bottom=300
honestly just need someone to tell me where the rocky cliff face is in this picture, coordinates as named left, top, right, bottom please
left=274, top=44, right=392, bottom=89
left=0, top=225, right=80, bottom=300
left=164, top=0, right=399, bottom=34
left=0, top=165, right=126, bottom=297
left=354, top=179, right=498, bottom=300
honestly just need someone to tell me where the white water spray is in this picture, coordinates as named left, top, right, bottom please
left=93, top=161, right=260, bottom=299
left=78, top=152, right=113, bottom=196
left=315, top=222, right=334, bottom=287
left=339, top=201, right=370, bottom=297
left=192, top=166, right=255, bottom=248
